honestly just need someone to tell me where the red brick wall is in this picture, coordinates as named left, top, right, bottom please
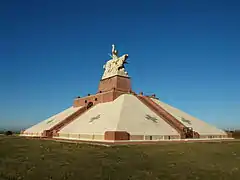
left=98, top=75, right=131, bottom=92
left=73, top=90, right=130, bottom=107
left=73, top=75, right=131, bottom=107
left=73, top=92, right=113, bottom=107
left=104, top=131, right=130, bottom=140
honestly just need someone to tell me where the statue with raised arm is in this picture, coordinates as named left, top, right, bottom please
left=102, top=44, right=129, bottom=79
left=111, top=44, right=118, bottom=60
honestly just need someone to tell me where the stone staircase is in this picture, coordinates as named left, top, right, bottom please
left=137, top=95, right=200, bottom=139
left=43, top=105, right=91, bottom=138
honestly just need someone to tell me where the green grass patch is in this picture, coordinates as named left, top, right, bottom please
left=0, top=136, right=240, bottom=180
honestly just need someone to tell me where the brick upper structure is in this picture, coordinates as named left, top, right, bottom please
left=73, top=75, right=132, bottom=107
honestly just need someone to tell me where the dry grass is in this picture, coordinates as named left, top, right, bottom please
left=0, top=136, right=240, bottom=180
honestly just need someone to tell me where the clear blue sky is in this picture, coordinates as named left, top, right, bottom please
left=0, top=0, right=239, bottom=130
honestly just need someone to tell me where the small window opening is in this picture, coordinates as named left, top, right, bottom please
left=95, top=98, right=98, bottom=101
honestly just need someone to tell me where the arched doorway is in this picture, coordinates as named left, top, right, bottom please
left=87, top=102, right=93, bottom=109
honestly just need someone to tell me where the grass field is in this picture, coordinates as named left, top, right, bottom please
left=0, top=136, right=240, bottom=180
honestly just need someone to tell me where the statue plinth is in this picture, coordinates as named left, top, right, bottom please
left=98, top=75, right=131, bottom=93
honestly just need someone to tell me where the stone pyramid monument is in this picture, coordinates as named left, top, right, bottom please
left=21, top=45, right=229, bottom=142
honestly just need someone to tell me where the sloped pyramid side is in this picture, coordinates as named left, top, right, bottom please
left=151, top=98, right=227, bottom=137
left=116, top=95, right=179, bottom=136
left=21, top=106, right=82, bottom=136
left=57, top=94, right=180, bottom=141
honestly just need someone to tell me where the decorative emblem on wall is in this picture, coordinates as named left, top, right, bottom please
left=89, top=114, right=101, bottom=123
left=175, top=115, right=192, bottom=125
left=145, top=114, right=158, bottom=123
left=181, top=117, right=191, bottom=125
left=47, top=119, right=54, bottom=124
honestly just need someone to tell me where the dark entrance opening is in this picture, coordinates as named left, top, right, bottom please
left=87, top=102, right=93, bottom=109
left=184, top=127, right=194, bottom=138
